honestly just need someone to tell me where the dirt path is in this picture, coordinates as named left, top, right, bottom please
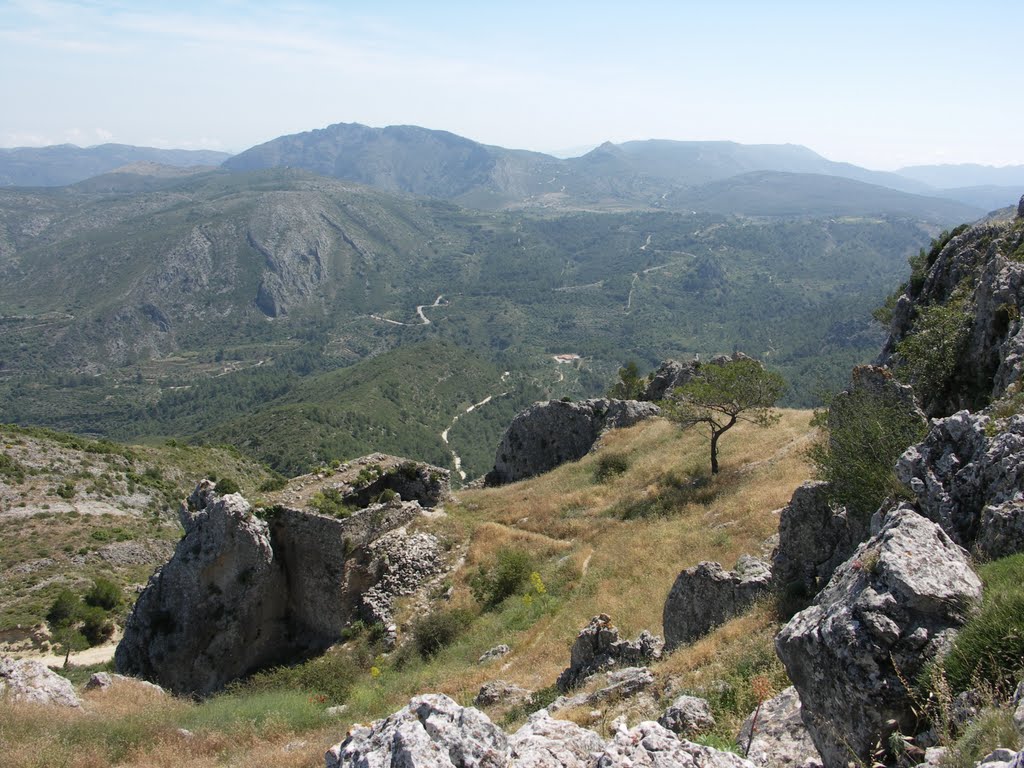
left=12, top=634, right=121, bottom=668
left=441, top=382, right=510, bottom=481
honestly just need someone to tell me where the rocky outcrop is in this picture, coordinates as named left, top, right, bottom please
left=880, top=213, right=1024, bottom=414
left=85, top=672, right=167, bottom=695
left=736, top=687, right=821, bottom=768
left=325, top=693, right=755, bottom=768
left=775, top=506, right=982, bottom=768
left=659, top=695, right=716, bottom=738
left=475, top=680, right=532, bottom=708
left=896, top=412, right=1024, bottom=558
left=663, top=556, right=772, bottom=651
left=772, top=482, right=860, bottom=597
left=116, top=484, right=443, bottom=696
left=556, top=614, right=663, bottom=691
left=486, top=399, right=660, bottom=485
left=0, top=657, right=80, bottom=707
left=641, top=359, right=700, bottom=401
left=550, top=667, right=656, bottom=712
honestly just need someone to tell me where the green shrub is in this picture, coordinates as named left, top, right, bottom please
left=258, top=473, right=288, bottom=492
left=53, top=481, right=76, bottom=499
left=46, top=589, right=81, bottom=628
left=593, top=453, right=629, bottom=482
left=0, top=452, right=26, bottom=482
left=310, top=487, right=352, bottom=518
left=84, top=577, right=121, bottom=611
left=79, top=606, right=115, bottom=646
left=613, top=470, right=718, bottom=519
left=413, top=607, right=474, bottom=658
left=213, top=476, right=240, bottom=495
left=940, top=707, right=1021, bottom=768
left=470, top=548, right=533, bottom=608
left=943, top=553, right=1024, bottom=694
left=808, top=384, right=926, bottom=525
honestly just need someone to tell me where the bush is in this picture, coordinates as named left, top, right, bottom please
left=808, top=385, right=926, bottom=525
left=943, top=553, right=1024, bottom=694
left=258, top=473, right=288, bottom=492
left=470, top=548, right=533, bottom=608
left=310, top=487, right=352, bottom=518
left=46, top=589, right=81, bottom=628
left=593, top=453, right=629, bottom=482
left=413, top=607, right=474, bottom=659
left=84, top=577, right=121, bottom=611
left=79, top=606, right=115, bottom=646
left=215, top=477, right=240, bottom=495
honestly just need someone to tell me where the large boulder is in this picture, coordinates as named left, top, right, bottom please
left=775, top=506, right=982, bottom=768
left=116, top=485, right=440, bottom=695
left=326, top=694, right=509, bottom=768
left=597, top=720, right=755, bottom=768
left=556, top=614, right=663, bottom=691
left=486, top=399, right=660, bottom=485
left=659, top=695, right=716, bottom=738
left=736, top=687, right=821, bottom=768
left=0, top=657, right=80, bottom=707
left=896, top=411, right=1024, bottom=558
left=641, top=359, right=701, bottom=402
left=772, top=482, right=859, bottom=598
left=509, top=710, right=606, bottom=765
left=663, top=556, right=772, bottom=651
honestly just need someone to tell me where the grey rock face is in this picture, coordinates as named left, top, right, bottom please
left=475, top=680, right=532, bottom=708
left=775, top=506, right=982, bottom=768
left=0, top=657, right=80, bottom=707
left=326, top=693, right=509, bottom=768
left=325, top=693, right=755, bottom=768
left=659, top=695, right=716, bottom=738
left=641, top=360, right=700, bottom=401
left=663, top=556, right=772, bottom=651
left=880, top=217, right=1024, bottom=414
left=896, top=412, right=1024, bottom=557
left=509, top=710, right=606, bottom=766
left=597, top=720, right=755, bottom=768
left=550, top=667, right=656, bottom=712
left=772, top=482, right=860, bottom=597
left=486, top=399, right=660, bottom=485
left=116, top=485, right=438, bottom=695
left=1018, top=194, right=1024, bottom=219
left=736, top=687, right=821, bottom=768
left=556, top=615, right=663, bottom=691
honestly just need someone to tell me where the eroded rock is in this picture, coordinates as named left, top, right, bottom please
left=556, top=615, right=662, bottom=691
left=0, top=656, right=80, bottom=707
left=736, top=687, right=821, bottom=768
left=116, top=485, right=440, bottom=695
left=896, top=412, right=1024, bottom=557
left=664, top=556, right=772, bottom=651
left=486, top=399, right=660, bottom=485
left=659, top=695, right=716, bottom=738
left=775, top=506, right=982, bottom=768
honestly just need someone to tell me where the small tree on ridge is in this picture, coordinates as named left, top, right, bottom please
left=661, top=357, right=785, bottom=474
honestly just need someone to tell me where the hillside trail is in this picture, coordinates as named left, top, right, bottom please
left=441, top=371, right=511, bottom=481
left=370, top=294, right=448, bottom=326
left=11, top=633, right=121, bottom=668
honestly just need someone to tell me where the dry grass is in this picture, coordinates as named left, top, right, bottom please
left=2, top=410, right=816, bottom=767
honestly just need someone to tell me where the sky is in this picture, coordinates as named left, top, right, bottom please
left=1, top=0, right=1021, bottom=170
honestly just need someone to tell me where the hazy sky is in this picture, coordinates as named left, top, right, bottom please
left=1, top=0, right=1021, bottom=170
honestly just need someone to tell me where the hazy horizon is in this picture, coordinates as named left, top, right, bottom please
left=2, top=0, right=1021, bottom=171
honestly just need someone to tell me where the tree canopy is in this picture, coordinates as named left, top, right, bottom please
left=662, top=357, right=785, bottom=474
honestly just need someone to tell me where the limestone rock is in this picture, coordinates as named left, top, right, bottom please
left=117, top=484, right=436, bottom=695
left=556, top=615, right=662, bottom=691
left=641, top=360, right=700, bottom=402
left=896, top=411, right=1024, bottom=557
left=772, top=482, right=860, bottom=597
left=550, top=668, right=656, bottom=712
left=597, top=720, right=755, bottom=768
left=663, top=556, right=772, bottom=651
left=1018, top=194, right=1024, bottom=219
left=736, top=687, right=821, bottom=768
left=0, top=657, right=80, bottom=707
left=85, top=671, right=167, bottom=695
left=326, top=693, right=509, bottom=768
left=880, top=216, right=1024, bottom=413
left=659, top=695, right=715, bottom=738
left=360, top=527, right=444, bottom=629
left=325, top=693, right=754, bottom=768
left=509, top=710, right=605, bottom=766
left=486, top=399, right=660, bottom=485
left=478, top=644, right=511, bottom=664
left=475, top=680, right=532, bottom=708
left=775, top=506, right=982, bottom=768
